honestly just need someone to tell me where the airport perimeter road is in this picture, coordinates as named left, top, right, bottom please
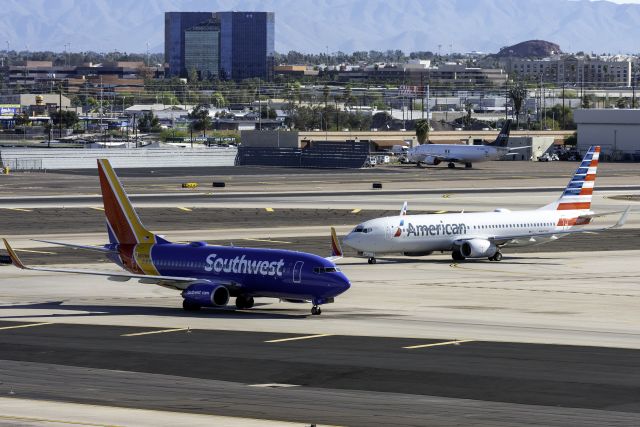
left=0, top=323, right=639, bottom=426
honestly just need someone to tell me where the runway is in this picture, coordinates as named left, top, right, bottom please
left=1, top=161, right=640, bottom=425
left=1, top=321, right=640, bottom=426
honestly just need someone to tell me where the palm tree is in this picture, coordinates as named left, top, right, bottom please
left=508, top=83, right=527, bottom=130
left=415, top=119, right=430, bottom=144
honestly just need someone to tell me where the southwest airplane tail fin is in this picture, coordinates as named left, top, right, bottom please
left=485, top=119, right=511, bottom=147
left=97, top=159, right=170, bottom=245
left=539, top=146, right=600, bottom=211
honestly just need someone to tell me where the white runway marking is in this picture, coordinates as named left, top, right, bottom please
left=122, top=327, right=190, bottom=337
left=0, top=322, right=52, bottom=331
left=265, top=333, right=332, bottom=343
left=404, top=339, right=474, bottom=349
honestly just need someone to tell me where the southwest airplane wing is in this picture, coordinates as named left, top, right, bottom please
left=32, top=239, right=116, bottom=253
left=456, top=207, right=630, bottom=245
left=3, top=238, right=211, bottom=290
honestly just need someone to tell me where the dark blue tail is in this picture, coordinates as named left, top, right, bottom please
left=485, top=120, right=511, bottom=147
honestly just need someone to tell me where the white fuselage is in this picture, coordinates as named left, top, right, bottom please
left=343, top=209, right=589, bottom=256
left=407, top=144, right=507, bottom=165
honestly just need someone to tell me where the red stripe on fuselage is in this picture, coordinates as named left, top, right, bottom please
left=557, top=217, right=592, bottom=226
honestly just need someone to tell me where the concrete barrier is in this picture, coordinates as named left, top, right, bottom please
left=0, top=147, right=237, bottom=170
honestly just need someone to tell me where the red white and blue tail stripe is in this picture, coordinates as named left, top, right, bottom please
left=540, top=146, right=599, bottom=211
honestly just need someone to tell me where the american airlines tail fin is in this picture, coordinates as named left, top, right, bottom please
left=97, top=159, right=170, bottom=245
left=485, top=120, right=511, bottom=147
left=539, top=146, right=600, bottom=211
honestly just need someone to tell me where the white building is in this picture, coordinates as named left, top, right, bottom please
left=574, top=109, right=640, bottom=160
left=509, top=57, right=632, bottom=87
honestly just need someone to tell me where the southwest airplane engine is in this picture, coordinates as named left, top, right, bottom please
left=424, top=156, right=441, bottom=165
left=460, top=239, right=497, bottom=258
left=182, top=283, right=230, bottom=307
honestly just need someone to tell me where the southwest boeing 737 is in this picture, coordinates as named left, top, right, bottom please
left=344, top=146, right=630, bottom=263
left=408, top=119, right=516, bottom=168
left=3, top=159, right=350, bottom=315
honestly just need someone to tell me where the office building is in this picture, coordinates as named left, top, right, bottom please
left=165, top=11, right=275, bottom=81
left=217, top=12, right=275, bottom=81
left=184, top=19, right=221, bottom=80
left=164, top=12, right=215, bottom=77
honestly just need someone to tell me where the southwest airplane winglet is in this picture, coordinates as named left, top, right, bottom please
left=3, top=239, right=27, bottom=270
left=328, top=227, right=343, bottom=260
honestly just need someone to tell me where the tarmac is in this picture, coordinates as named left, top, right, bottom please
left=0, top=160, right=639, bottom=426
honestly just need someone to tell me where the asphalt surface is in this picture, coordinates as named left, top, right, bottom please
left=0, top=321, right=639, bottom=426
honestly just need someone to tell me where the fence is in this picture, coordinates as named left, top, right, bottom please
left=0, top=147, right=238, bottom=170
left=236, top=141, right=370, bottom=168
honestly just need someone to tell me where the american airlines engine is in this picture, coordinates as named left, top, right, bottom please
left=343, top=146, right=630, bottom=264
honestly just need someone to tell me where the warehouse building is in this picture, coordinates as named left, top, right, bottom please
left=574, top=109, right=640, bottom=161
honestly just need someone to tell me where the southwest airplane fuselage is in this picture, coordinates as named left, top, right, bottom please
left=115, top=242, right=349, bottom=303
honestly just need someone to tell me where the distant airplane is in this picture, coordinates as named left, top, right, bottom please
left=407, top=119, right=519, bottom=168
left=344, top=146, right=630, bottom=263
left=3, top=159, right=350, bottom=315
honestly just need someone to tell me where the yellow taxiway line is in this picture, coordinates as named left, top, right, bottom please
left=243, top=238, right=292, bottom=244
left=265, top=333, right=332, bottom=343
left=403, top=339, right=474, bottom=349
left=0, top=322, right=52, bottom=331
left=90, top=207, right=105, bottom=211
left=265, top=207, right=274, bottom=212
left=14, top=248, right=56, bottom=255
left=6, top=208, right=32, bottom=212
left=122, top=327, right=190, bottom=337
left=351, top=208, right=362, bottom=214
left=177, top=207, right=192, bottom=212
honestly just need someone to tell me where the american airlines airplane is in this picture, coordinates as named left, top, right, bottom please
left=344, top=146, right=630, bottom=263
left=407, top=119, right=516, bottom=168
left=3, top=159, right=350, bottom=315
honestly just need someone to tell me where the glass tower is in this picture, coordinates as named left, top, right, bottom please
left=165, top=11, right=274, bottom=81
left=184, top=19, right=221, bottom=80
left=217, top=12, right=275, bottom=81
left=164, top=12, right=214, bottom=77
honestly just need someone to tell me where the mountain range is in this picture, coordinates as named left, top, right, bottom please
left=2, top=0, right=640, bottom=55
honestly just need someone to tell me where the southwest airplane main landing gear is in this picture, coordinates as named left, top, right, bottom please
left=489, top=252, right=503, bottom=262
left=311, top=305, right=322, bottom=315
left=235, top=295, right=255, bottom=309
left=465, top=162, right=473, bottom=168
left=367, top=257, right=377, bottom=264
left=182, top=300, right=201, bottom=311
left=447, top=162, right=456, bottom=169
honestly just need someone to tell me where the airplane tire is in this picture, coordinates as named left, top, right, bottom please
left=368, top=257, right=376, bottom=264
left=236, top=296, right=254, bottom=309
left=451, top=251, right=465, bottom=261
left=493, top=252, right=503, bottom=262
left=182, top=300, right=201, bottom=311
left=448, top=162, right=455, bottom=169
left=311, top=306, right=322, bottom=315
left=465, top=162, right=473, bottom=168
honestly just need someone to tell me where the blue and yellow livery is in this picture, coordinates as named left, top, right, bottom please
left=3, top=159, right=350, bottom=315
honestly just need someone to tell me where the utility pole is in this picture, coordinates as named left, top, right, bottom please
left=58, top=85, right=63, bottom=139
left=562, top=83, right=565, bottom=130
left=420, top=74, right=424, bottom=120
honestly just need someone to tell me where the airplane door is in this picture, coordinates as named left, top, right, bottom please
left=293, top=261, right=303, bottom=284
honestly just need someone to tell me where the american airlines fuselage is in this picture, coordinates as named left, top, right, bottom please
left=344, top=208, right=590, bottom=258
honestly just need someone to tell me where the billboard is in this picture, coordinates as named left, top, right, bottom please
left=0, top=104, right=20, bottom=116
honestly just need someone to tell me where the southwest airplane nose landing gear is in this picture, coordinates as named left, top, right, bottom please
left=311, top=305, right=322, bottom=315
left=367, top=257, right=376, bottom=264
